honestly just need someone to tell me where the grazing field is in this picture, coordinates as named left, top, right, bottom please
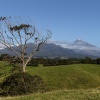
left=27, top=64, right=100, bottom=90
left=0, top=64, right=100, bottom=100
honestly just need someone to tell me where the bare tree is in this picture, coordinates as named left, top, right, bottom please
left=0, top=16, right=52, bottom=72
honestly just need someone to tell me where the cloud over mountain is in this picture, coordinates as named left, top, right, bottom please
left=48, top=39, right=100, bottom=57
left=0, top=39, right=100, bottom=58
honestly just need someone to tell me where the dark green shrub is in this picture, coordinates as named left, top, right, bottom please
left=0, top=72, right=47, bottom=96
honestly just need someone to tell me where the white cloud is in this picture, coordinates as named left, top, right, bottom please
left=0, top=43, right=6, bottom=49
left=47, top=39, right=100, bottom=50
left=47, top=40, right=69, bottom=48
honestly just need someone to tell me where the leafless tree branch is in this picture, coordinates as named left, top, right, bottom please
left=0, top=16, right=52, bottom=72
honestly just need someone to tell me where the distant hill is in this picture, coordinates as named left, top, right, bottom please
left=49, top=39, right=100, bottom=58
left=30, top=43, right=87, bottom=58
left=0, top=43, right=97, bottom=58
left=0, top=39, right=100, bottom=58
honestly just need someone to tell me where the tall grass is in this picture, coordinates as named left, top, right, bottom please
left=0, top=89, right=100, bottom=100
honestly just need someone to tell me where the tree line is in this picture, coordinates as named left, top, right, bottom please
left=28, top=57, right=100, bottom=66
left=0, top=54, right=100, bottom=66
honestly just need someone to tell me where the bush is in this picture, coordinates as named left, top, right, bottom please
left=0, top=72, right=47, bottom=96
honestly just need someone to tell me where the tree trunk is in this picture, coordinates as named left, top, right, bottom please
left=22, top=65, right=26, bottom=72
left=22, top=61, right=26, bottom=72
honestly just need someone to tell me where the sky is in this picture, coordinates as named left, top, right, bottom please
left=0, top=0, right=100, bottom=46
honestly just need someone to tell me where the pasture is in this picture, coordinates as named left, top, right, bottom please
left=0, top=64, right=100, bottom=99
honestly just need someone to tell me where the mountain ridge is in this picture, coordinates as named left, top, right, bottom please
left=49, top=39, right=100, bottom=57
left=0, top=39, right=100, bottom=58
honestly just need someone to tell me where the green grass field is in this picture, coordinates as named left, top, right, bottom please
left=0, top=64, right=100, bottom=99
left=26, top=64, right=100, bottom=90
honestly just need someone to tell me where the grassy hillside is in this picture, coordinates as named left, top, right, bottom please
left=26, top=64, right=100, bottom=90
left=0, top=64, right=100, bottom=100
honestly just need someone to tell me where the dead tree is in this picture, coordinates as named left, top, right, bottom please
left=0, top=16, right=52, bottom=72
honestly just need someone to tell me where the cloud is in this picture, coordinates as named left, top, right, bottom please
left=47, top=40, right=69, bottom=48
left=47, top=39, right=100, bottom=50
left=0, top=43, right=6, bottom=49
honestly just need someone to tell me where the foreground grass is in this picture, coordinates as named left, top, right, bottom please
left=0, top=89, right=100, bottom=100
left=0, top=64, right=100, bottom=99
left=1, top=63, right=100, bottom=90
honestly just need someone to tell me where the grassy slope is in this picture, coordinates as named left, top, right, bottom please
left=26, top=64, right=100, bottom=90
left=0, top=64, right=100, bottom=100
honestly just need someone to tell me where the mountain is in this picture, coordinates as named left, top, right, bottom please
left=54, top=39, right=100, bottom=57
left=72, top=39, right=95, bottom=47
left=0, top=39, right=100, bottom=58
left=32, top=44, right=87, bottom=58
left=0, top=43, right=91, bottom=58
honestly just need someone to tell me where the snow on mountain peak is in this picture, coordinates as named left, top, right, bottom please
left=74, top=39, right=87, bottom=44
left=73, top=39, right=95, bottom=47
